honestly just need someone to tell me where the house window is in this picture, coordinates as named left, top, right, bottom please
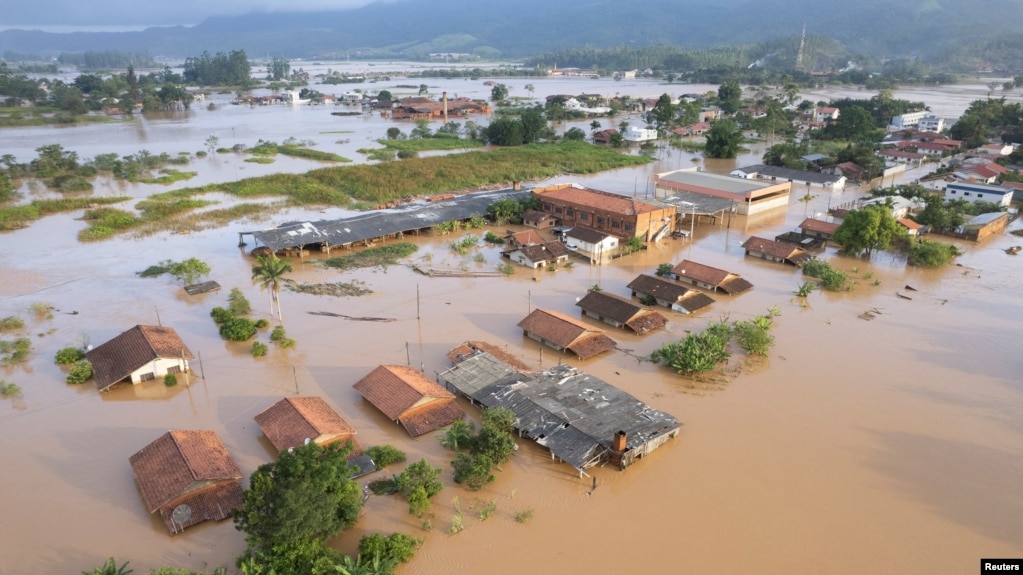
left=580, top=213, right=589, bottom=221
left=611, top=220, right=620, bottom=228
left=950, top=190, right=956, bottom=194
left=167, top=365, right=181, bottom=374
left=597, top=216, right=605, bottom=225
left=140, top=372, right=155, bottom=382
left=625, top=223, right=634, bottom=231
left=555, top=206, right=563, bottom=214
left=963, top=192, right=970, bottom=196
left=543, top=203, right=552, bottom=212
left=566, top=208, right=574, bottom=216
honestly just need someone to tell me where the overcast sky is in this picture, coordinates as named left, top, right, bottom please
left=4, top=0, right=377, bottom=30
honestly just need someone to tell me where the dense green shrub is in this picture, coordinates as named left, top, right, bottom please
left=0, top=337, right=32, bottom=365
left=252, top=341, right=268, bottom=357
left=270, top=325, right=286, bottom=342
left=357, top=532, right=420, bottom=571
left=54, top=346, right=85, bottom=364
left=66, top=360, right=93, bottom=384
left=254, top=319, right=270, bottom=329
left=219, top=317, right=257, bottom=341
left=210, top=306, right=233, bottom=324
left=164, top=373, right=178, bottom=387
left=908, top=239, right=962, bottom=267
left=366, top=445, right=406, bottom=468
left=0, top=381, right=21, bottom=397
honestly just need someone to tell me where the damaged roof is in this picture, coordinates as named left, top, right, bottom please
left=440, top=355, right=681, bottom=470
left=248, top=189, right=531, bottom=251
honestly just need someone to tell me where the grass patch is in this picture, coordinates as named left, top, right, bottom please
left=0, top=316, right=24, bottom=331
left=244, top=157, right=275, bottom=164
left=323, top=243, right=418, bottom=271
left=138, top=169, right=198, bottom=185
left=376, top=137, right=483, bottom=153
left=0, top=337, right=32, bottom=365
left=0, top=197, right=130, bottom=231
left=0, top=380, right=21, bottom=397
left=67, top=142, right=649, bottom=239
left=78, top=208, right=142, bottom=241
left=285, top=280, right=373, bottom=297
left=0, top=110, right=116, bottom=128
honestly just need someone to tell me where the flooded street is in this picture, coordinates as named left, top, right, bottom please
left=1, top=67, right=1022, bottom=574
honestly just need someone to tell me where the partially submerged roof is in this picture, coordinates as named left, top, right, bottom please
left=248, top=188, right=531, bottom=251
left=86, top=325, right=195, bottom=392
left=575, top=290, right=667, bottom=334
left=627, top=274, right=691, bottom=302
left=517, top=308, right=617, bottom=359
left=671, top=260, right=753, bottom=294
left=129, top=430, right=243, bottom=533
left=353, top=365, right=465, bottom=436
left=742, top=236, right=812, bottom=264
left=184, top=280, right=221, bottom=295
left=439, top=357, right=681, bottom=471
left=799, top=218, right=840, bottom=235
left=565, top=227, right=611, bottom=244
left=254, top=396, right=359, bottom=453
left=735, top=164, right=844, bottom=186
left=447, top=340, right=535, bottom=373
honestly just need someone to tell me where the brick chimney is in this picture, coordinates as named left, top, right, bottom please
left=610, top=430, right=627, bottom=467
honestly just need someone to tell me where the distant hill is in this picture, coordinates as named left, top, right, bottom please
left=3, top=0, right=1023, bottom=64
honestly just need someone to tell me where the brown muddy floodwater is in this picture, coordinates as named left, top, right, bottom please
left=1, top=70, right=1022, bottom=575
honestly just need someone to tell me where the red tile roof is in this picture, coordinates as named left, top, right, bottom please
left=575, top=290, right=667, bottom=334
left=742, top=236, right=811, bottom=263
left=353, top=365, right=465, bottom=436
left=799, top=218, right=840, bottom=235
left=255, top=396, right=360, bottom=453
left=129, top=430, right=243, bottom=533
left=86, top=325, right=194, bottom=391
left=536, top=185, right=663, bottom=215
left=898, top=218, right=923, bottom=230
left=517, top=308, right=617, bottom=359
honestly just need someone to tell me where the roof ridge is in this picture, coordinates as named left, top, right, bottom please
left=169, top=430, right=199, bottom=481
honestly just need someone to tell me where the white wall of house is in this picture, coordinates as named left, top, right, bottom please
left=944, top=183, right=1012, bottom=207
left=129, top=358, right=189, bottom=384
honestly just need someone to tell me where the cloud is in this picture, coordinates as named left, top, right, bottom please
left=3, top=0, right=378, bottom=29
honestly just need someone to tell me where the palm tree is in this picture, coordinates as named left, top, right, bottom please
left=438, top=420, right=475, bottom=451
left=251, top=255, right=293, bottom=321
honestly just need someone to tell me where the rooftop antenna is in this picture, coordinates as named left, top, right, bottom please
left=795, top=23, right=807, bottom=72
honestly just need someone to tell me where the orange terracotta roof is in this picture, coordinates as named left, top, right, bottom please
left=254, top=396, right=359, bottom=453
left=129, top=430, right=242, bottom=518
left=536, top=186, right=662, bottom=215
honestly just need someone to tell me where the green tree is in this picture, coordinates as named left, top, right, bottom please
left=717, top=81, right=742, bottom=115
left=168, top=257, right=211, bottom=286
left=377, top=90, right=393, bottom=102
left=438, top=419, right=475, bottom=451
left=564, top=127, right=586, bottom=141
left=646, top=93, right=677, bottom=134
left=908, top=238, right=961, bottom=267
left=452, top=453, right=495, bottom=491
left=234, top=442, right=362, bottom=553
left=704, top=119, right=743, bottom=158
left=490, top=83, right=509, bottom=102
left=251, top=255, right=293, bottom=320
left=394, top=459, right=444, bottom=516
left=825, top=105, right=881, bottom=141
left=357, top=532, right=420, bottom=572
left=832, top=204, right=904, bottom=257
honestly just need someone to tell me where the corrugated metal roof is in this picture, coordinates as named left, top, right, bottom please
left=248, top=189, right=531, bottom=251
left=440, top=356, right=680, bottom=470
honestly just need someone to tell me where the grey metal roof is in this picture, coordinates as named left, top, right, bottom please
left=247, top=188, right=531, bottom=251
left=735, top=165, right=842, bottom=185
left=440, top=356, right=680, bottom=470
left=654, top=192, right=737, bottom=216
left=656, top=168, right=773, bottom=195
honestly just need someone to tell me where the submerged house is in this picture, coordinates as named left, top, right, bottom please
left=670, top=260, right=753, bottom=295
left=255, top=396, right=361, bottom=453
left=353, top=365, right=465, bottom=437
left=86, top=325, right=194, bottom=392
left=626, top=274, right=715, bottom=314
left=129, top=430, right=244, bottom=535
left=517, top=308, right=617, bottom=359
left=439, top=349, right=681, bottom=475
left=575, top=290, right=668, bottom=334
left=504, top=241, right=571, bottom=269
left=741, top=236, right=812, bottom=265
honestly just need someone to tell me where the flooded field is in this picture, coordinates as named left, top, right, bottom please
left=1, top=67, right=1022, bottom=574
